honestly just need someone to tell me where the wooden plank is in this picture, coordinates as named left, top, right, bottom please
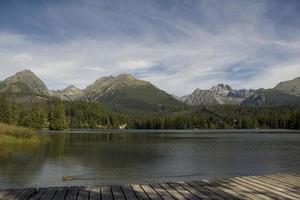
left=275, top=174, right=300, bottom=184
left=247, top=176, right=300, bottom=199
left=52, top=187, right=68, bottom=200
left=260, top=175, right=300, bottom=194
left=168, top=183, right=200, bottom=200
left=111, top=185, right=125, bottom=200
left=159, top=183, right=186, bottom=200
left=65, top=187, right=79, bottom=200
left=178, top=182, right=212, bottom=200
left=101, top=186, right=113, bottom=200
left=198, top=181, right=241, bottom=200
left=86, top=187, right=100, bottom=200
left=1, top=189, right=24, bottom=200
left=40, top=187, right=57, bottom=200
left=231, top=177, right=292, bottom=200
left=18, top=188, right=37, bottom=200
left=240, top=177, right=299, bottom=200
left=130, top=185, right=149, bottom=200
left=29, top=188, right=47, bottom=200
left=150, top=184, right=175, bottom=200
left=265, top=173, right=300, bottom=185
left=140, top=184, right=162, bottom=200
left=188, top=182, right=225, bottom=200
left=199, top=181, right=249, bottom=200
left=77, top=187, right=89, bottom=200
left=288, top=172, right=300, bottom=178
left=216, top=179, right=273, bottom=200
left=121, top=185, right=137, bottom=200
left=0, top=190, right=11, bottom=199
left=280, top=172, right=300, bottom=178
left=255, top=177, right=300, bottom=198
left=265, top=173, right=296, bottom=182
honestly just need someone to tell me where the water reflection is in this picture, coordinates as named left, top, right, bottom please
left=0, top=132, right=300, bottom=189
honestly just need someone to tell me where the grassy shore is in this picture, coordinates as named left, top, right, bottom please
left=0, top=123, right=41, bottom=144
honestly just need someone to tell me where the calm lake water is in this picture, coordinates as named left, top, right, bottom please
left=0, top=130, right=300, bottom=189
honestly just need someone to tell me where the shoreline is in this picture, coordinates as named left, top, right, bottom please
left=37, top=128, right=300, bottom=134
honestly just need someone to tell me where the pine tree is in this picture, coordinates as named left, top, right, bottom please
left=49, top=102, right=67, bottom=130
left=0, top=98, right=9, bottom=124
left=296, top=113, right=300, bottom=130
left=7, top=102, right=18, bottom=125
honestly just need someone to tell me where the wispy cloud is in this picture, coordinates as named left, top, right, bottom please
left=85, top=67, right=104, bottom=72
left=0, top=0, right=300, bottom=95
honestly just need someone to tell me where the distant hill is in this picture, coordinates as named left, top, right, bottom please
left=274, top=77, right=300, bottom=96
left=0, top=70, right=49, bottom=103
left=181, top=77, right=300, bottom=106
left=180, top=84, right=254, bottom=106
left=241, top=77, right=300, bottom=106
left=181, top=89, right=220, bottom=105
left=49, top=85, right=84, bottom=101
left=1, top=70, right=49, bottom=96
left=241, top=89, right=300, bottom=106
left=84, top=74, right=186, bottom=115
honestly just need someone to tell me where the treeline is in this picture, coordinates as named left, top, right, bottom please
left=206, top=105, right=300, bottom=129
left=129, top=113, right=208, bottom=129
left=0, top=98, right=127, bottom=130
left=0, top=98, right=300, bottom=130
left=128, top=107, right=300, bottom=129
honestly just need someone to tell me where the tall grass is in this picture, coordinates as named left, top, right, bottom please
left=0, top=123, right=41, bottom=144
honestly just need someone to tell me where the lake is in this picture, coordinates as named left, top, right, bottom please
left=0, top=130, right=300, bottom=189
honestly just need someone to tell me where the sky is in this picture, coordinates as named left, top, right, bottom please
left=0, top=0, right=300, bottom=95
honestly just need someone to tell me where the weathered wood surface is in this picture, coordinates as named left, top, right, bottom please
left=0, top=172, right=299, bottom=200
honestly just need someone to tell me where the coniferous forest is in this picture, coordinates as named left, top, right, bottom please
left=1, top=97, right=300, bottom=130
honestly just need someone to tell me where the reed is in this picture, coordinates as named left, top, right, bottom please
left=0, top=123, right=41, bottom=144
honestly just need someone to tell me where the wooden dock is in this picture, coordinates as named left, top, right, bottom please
left=0, top=172, right=299, bottom=200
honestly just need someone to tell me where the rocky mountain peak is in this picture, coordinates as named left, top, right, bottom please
left=49, top=85, right=83, bottom=101
left=18, top=69, right=33, bottom=74
left=5, top=69, right=37, bottom=80
left=116, top=74, right=136, bottom=81
left=115, top=74, right=150, bottom=86
left=95, top=76, right=114, bottom=82
left=84, top=74, right=150, bottom=101
left=274, top=76, right=300, bottom=96
left=180, top=83, right=255, bottom=106
left=193, top=88, right=202, bottom=93
left=210, top=84, right=233, bottom=96
left=3, top=69, right=49, bottom=96
left=62, top=85, right=81, bottom=92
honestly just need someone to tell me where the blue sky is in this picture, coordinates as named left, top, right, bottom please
left=0, top=0, right=300, bottom=95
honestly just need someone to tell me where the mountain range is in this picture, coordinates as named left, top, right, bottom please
left=0, top=70, right=185, bottom=114
left=0, top=69, right=300, bottom=114
left=181, top=79, right=300, bottom=106
left=180, top=84, right=256, bottom=105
